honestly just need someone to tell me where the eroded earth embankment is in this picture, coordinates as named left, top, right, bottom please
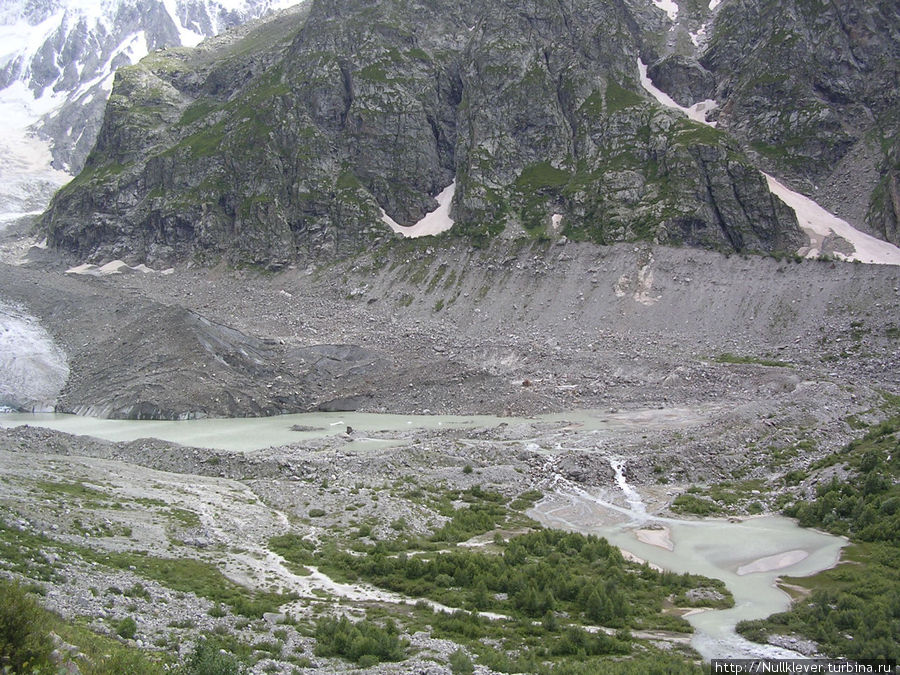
left=1, top=240, right=897, bottom=421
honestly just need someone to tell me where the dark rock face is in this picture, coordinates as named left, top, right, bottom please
left=702, top=0, right=900, bottom=243
left=647, top=55, right=716, bottom=108
left=41, top=0, right=806, bottom=266
left=867, top=139, right=900, bottom=245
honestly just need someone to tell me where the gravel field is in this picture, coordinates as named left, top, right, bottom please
left=1, top=233, right=898, bottom=671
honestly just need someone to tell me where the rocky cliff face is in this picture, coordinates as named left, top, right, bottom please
left=866, top=138, right=900, bottom=245
left=701, top=0, right=900, bottom=244
left=41, top=0, right=807, bottom=267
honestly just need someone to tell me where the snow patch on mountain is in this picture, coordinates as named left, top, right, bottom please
left=651, top=0, right=678, bottom=22
left=765, top=174, right=900, bottom=266
left=0, top=82, right=70, bottom=224
left=0, top=0, right=302, bottom=228
left=66, top=260, right=175, bottom=275
left=638, top=59, right=717, bottom=126
left=637, top=58, right=898, bottom=265
left=381, top=183, right=456, bottom=238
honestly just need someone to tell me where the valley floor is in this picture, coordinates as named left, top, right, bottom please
left=1, top=233, right=898, bottom=672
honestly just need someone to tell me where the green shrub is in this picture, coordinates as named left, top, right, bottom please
left=449, top=648, right=474, bottom=674
left=116, top=616, right=137, bottom=640
left=180, top=638, right=243, bottom=675
left=316, top=529, right=718, bottom=631
left=671, top=493, right=722, bottom=516
left=313, top=615, right=408, bottom=665
left=124, top=582, right=151, bottom=600
left=0, top=578, right=54, bottom=673
left=208, top=603, right=227, bottom=618
left=741, top=413, right=900, bottom=660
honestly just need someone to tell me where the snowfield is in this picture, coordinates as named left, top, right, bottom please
left=0, top=82, right=71, bottom=225
left=0, top=0, right=305, bottom=225
left=764, top=173, right=900, bottom=266
left=381, top=182, right=456, bottom=238
left=638, top=59, right=718, bottom=126
left=651, top=0, right=678, bottom=21
left=65, top=260, right=174, bottom=276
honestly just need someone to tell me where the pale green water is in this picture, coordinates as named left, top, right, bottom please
left=532, top=487, right=846, bottom=660
left=1, top=408, right=845, bottom=660
left=0, top=410, right=512, bottom=451
left=0, top=406, right=706, bottom=451
left=603, top=517, right=844, bottom=659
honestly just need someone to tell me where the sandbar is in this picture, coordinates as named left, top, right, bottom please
left=737, top=549, right=808, bottom=575
left=635, top=526, right=674, bottom=551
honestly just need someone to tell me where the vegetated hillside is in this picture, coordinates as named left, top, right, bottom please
left=40, top=0, right=809, bottom=268
left=701, top=0, right=900, bottom=244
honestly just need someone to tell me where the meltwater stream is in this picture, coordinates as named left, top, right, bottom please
left=531, top=460, right=845, bottom=661
left=0, top=408, right=846, bottom=660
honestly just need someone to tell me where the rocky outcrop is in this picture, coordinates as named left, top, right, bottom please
left=40, top=0, right=803, bottom=267
left=647, top=55, right=716, bottom=108
left=867, top=139, right=900, bottom=245
left=701, top=0, right=900, bottom=244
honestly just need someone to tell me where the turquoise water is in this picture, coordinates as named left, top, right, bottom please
left=0, top=406, right=705, bottom=451
left=0, top=410, right=510, bottom=451
left=531, top=487, right=845, bottom=660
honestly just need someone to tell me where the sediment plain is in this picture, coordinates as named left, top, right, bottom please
left=1, top=232, right=898, bottom=671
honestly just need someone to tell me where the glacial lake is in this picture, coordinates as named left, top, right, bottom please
left=532, top=489, right=845, bottom=660
left=0, top=408, right=846, bottom=660
left=0, top=406, right=708, bottom=451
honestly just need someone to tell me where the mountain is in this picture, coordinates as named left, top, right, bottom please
left=0, top=0, right=299, bottom=226
left=699, top=0, right=900, bottom=245
left=39, top=0, right=810, bottom=268
left=36, top=0, right=900, bottom=267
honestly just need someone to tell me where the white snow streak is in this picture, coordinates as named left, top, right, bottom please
left=764, top=174, right=900, bottom=265
left=66, top=260, right=174, bottom=276
left=690, top=24, right=709, bottom=47
left=72, top=31, right=149, bottom=100
left=381, top=182, right=456, bottom=238
left=690, top=0, right=722, bottom=46
left=0, top=0, right=309, bottom=226
left=651, top=0, right=679, bottom=21
left=0, top=83, right=70, bottom=224
left=638, top=60, right=717, bottom=126
left=637, top=58, right=899, bottom=266
left=161, top=0, right=204, bottom=47
left=551, top=213, right=563, bottom=231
